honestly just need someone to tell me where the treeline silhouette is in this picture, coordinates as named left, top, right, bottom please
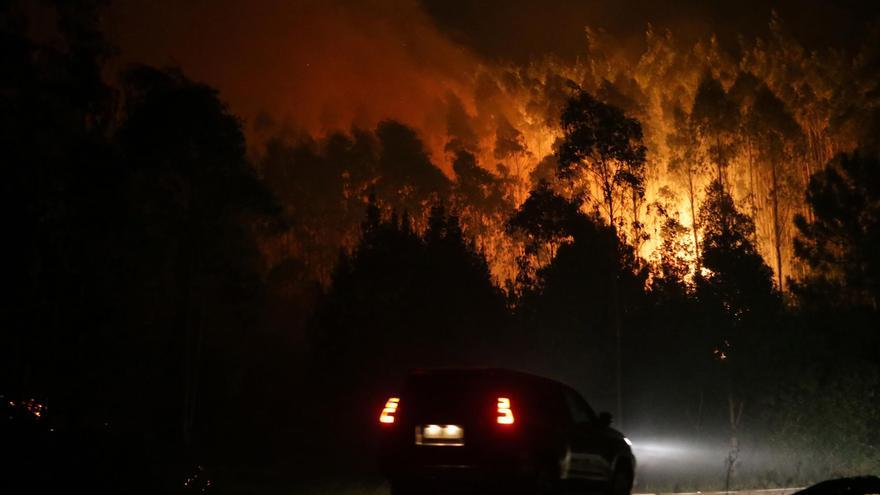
left=2, top=2, right=878, bottom=493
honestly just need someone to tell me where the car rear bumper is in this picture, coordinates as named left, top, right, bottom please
left=380, top=445, right=541, bottom=482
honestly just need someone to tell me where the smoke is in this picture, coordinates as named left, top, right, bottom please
left=105, top=0, right=484, bottom=171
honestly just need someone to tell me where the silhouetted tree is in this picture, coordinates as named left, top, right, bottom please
left=375, top=120, right=452, bottom=220
left=506, top=180, right=586, bottom=290
left=557, top=89, right=647, bottom=233
left=556, top=90, right=647, bottom=423
left=696, top=179, right=779, bottom=323
left=451, top=149, right=513, bottom=240
left=728, top=71, right=763, bottom=219
left=692, top=72, right=739, bottom=191
left=1, top=0, right=118, bottom=434
left=116, top=65, right=276, bottom=448
left=2, top=6, right=289, bottom=488
left=259, top=133, right=362, bottom=281
left=666, top=105, right=707, bottom=265
left=508, top=181, right=647, bottom=422
left=257, top=121, right=456, bottom=284
left=793, top=151, right=880, bottom=309
left=745, top=85, right=805, bottom=291
left=493, top=115, right=532, bottom=202
left=695, top=179, right=779, bottom=485
left=650, top=190, right=693, bottom=298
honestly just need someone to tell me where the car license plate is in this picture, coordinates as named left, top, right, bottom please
left=415, top=424, right=464, bottom=446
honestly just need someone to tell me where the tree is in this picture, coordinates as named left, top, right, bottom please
left=650, top=189, right=694, bottom=298
left=506, top=180, right=588, bottom=290
left=375, top=120, right=451, bottom=222
left=556, top=90, right=647, bottom=425
left=697, top=179, right=779, bottom=322
left=2, top=4, right=285, bottom=482
left=692, top=72, right=739, bottom=192
left=258, top=131, right=369, bottom=282
left=729, top=71, right=763, bottom=222
left=793, top=151, right=880, bottom=309
left=695, top=179, right=779, bottom=490
left=745, top=84, right=805, bottom=291
left=557, top=89, right=647, bottom=233
left=666, top=104, right=707, bottom=266
left=515, top=186, right=647, bottom=421
left=117, top=65, right=276, bottom=447
left=493, top=115, right=532, bottom=203
left=451, top=149, right=513, bottom=240
left=257, top=121, right=455, bottom=284
left=1, top=0, right=119, bottom=437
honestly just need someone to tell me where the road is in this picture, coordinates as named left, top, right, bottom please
left=635, top=488, right=802, bottom=495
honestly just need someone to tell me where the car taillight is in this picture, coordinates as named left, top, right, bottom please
left=379, top=397, right=400, bottom=424
left=496, top=397, right=514, bottom=425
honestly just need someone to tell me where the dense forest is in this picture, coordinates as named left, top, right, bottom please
left=2, top=1, right=879, bottom=493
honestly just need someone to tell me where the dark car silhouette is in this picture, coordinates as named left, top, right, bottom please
left=793, top=476, right=880, bottom=495
left=377, top=368, right=635, bottom=494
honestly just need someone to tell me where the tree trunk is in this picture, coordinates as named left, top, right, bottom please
left=725, top=393, right=744, bottom=493
left=631, top=188, right=642, bottom=252
left=747, top=134, right=758, bottom=240
left=715, top=133, right=725, bottom=193
left=770, top=160, right=784, bottom=291
left=687, top=167, right=700, bottom=270
left=611, top=261, right=623, bottom=429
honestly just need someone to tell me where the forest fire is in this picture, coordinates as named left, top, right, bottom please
left=5, top=1, right=880, bottom=493
left=105, top=2, right=877, bottom=289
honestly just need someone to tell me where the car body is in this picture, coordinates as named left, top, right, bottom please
left=793, top=476, right=880, bottom=495
left=377, top=368, right=635, bottom=494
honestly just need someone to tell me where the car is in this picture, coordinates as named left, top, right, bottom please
left=377, top=368, right=636, bottom=494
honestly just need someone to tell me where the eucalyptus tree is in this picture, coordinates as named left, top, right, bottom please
left=557, top=89, right=648, bottom=239
left=745, top=85, right=805, bottom=291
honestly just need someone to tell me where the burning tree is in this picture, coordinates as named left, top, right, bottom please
left=557, top=89, right=648, bottom=238
left=691, top=72, right=739, bottom=194
left=744, top=85, right=805, bottom=292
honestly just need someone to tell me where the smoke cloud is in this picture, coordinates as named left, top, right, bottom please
left=105, top=0, right=486, bottom=170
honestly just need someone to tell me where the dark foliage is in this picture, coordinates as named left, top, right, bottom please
left=312, top=199, right=506, bottom=380
left=507, top=181, right=648, bottom=406
left=696, top=179, right=779, bottom=325
left=557, top=89, right=647, bottom=226
left=2, top=6, right=287, bottom=490
left=793, top=151, right=880, bottom=309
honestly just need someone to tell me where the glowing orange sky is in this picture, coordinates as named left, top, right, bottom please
left=105, top=0, right=483, bottom=170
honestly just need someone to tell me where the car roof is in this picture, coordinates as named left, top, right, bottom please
left=407, top=367, right=568, bottom=389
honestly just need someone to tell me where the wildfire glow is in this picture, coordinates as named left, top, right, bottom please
left=122, top=3, right=867, bottom=291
